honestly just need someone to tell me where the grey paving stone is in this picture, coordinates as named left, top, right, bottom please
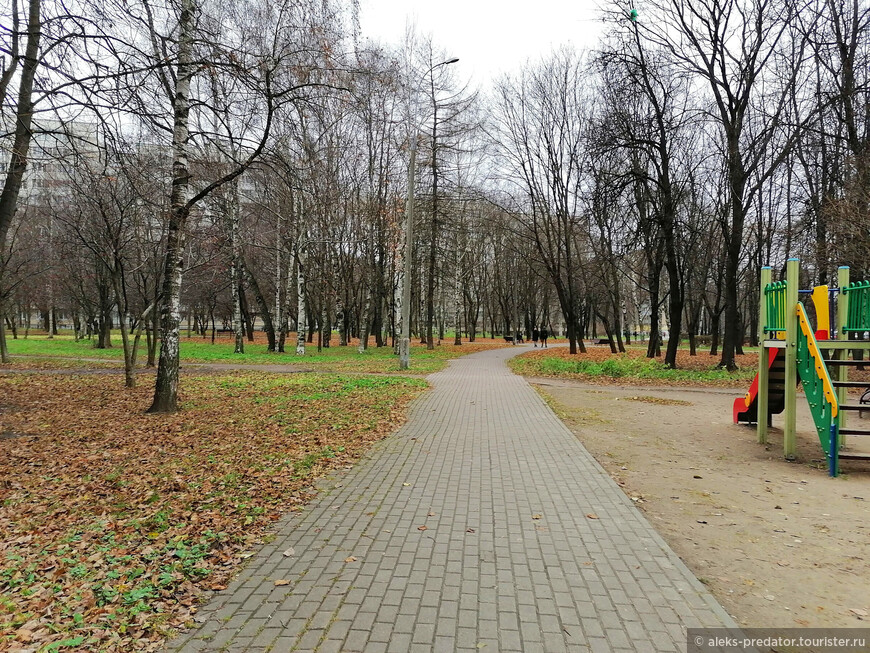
left=161, top=346, right=736, bottom=653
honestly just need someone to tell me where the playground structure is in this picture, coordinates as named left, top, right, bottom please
left=733, top=259, right=870, bottom=476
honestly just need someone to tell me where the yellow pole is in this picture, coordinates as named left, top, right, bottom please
left=811, top=286, right=830, bottom=337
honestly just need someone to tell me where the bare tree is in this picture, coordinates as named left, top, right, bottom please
left=636, top=0, right=812, bottom=369
left=492, top=48, right=589, bottom=354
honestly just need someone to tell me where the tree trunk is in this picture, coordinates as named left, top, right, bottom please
left=295, top=238, right=307, bottom=356
left=719, top=142, right=748, bottom=371
left=0, top=0, right=41, bottom=360
left=336, top=296, right=347, bottom=346
left=147, top=300, right=158, bottom=367
left=275, top=207, right=285, bottom=352
left=148, top=0, right=194, bottom=413
left=240, top=281, right=254, bottom=342
left=244, top=258, right=275, bottom=351
left=453, top=252, right=462, bottom=346
left=663, top=246, right=682, bottom=368
left=358, top=284, right=372, bottom=353
left=110, top=271, right=143, bottom=389
left=229, top=180, right=244, bottom=354
left=0, top=300, right=8, bottom=363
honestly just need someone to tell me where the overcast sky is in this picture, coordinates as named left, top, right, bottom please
left=358, top=0, right=611, bottom=87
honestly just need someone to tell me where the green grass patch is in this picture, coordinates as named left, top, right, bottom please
left=0, top=371, right=427, bottom=650
left=511, top=352, right=756, bottom=385
left=3, top=334, right=505, bottom=374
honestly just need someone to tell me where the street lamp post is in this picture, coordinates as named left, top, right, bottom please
left=399, top=57, right=458, bottom=370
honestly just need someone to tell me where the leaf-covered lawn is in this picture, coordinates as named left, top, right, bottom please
left=2, top=334, right=511, bottom=374
left=0, top=372, right=426, bottom=652
left=509, top=347, right=759, bottom=387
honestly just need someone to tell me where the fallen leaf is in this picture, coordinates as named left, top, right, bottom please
left=586, top=513, right=599, bottom=520
left=850, top=608, right=868, bottom=618
left=283, top=548, right=295, bottom=557
left=273, top=579, right=291, bottom=586
left=532, top=514, right=543, bottom=520
left=466, top=528, right=475, bottom=533
left=344, top=557, right=357, bottom=563
left=0, top=356, right=430, bottom=650
left=417, top=525, right=428, bottom=531
left=427, top=512, right=435, bottom=517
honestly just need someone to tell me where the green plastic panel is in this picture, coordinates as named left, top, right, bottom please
left=764, top=281, right=787, bottom=334
left=843, top=281, right=870, bottom=332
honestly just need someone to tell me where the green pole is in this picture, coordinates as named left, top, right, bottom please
left=783, top=258, right=800, bottom=460
left=837, top=266, right=849, bottom=444
left=758, top=267, right=772, bottom=444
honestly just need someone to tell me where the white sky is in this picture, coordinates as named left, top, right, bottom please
left=358, top=0, right=611, bottom=88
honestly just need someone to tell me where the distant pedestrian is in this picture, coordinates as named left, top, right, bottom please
left=539, top=325, right=549, bottom=348
left=532, top=328, right=539, bottom=347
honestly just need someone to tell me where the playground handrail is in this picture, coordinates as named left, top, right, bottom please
left=795, top=303, right=838, bottom=418
left=764, top=281, right=787, bottom=334
left=842, top=281, right=870, bottom=332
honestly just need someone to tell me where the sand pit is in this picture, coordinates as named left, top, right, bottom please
left=531, top=378, right=870, bottom=629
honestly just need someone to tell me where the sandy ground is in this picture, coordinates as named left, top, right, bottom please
left=530, top=378, right=870, bottom=629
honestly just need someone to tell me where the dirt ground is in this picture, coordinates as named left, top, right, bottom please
left=531, top=378, right=870, bottom=629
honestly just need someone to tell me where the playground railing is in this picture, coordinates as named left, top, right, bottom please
left=795, top=303, right=840, bottom=475
left=843, top=281, right=870, bottom=333
left=764, top=281, right=788, bottom=334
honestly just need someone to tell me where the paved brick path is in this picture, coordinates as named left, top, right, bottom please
left=167, top=345, right=735, bottom=652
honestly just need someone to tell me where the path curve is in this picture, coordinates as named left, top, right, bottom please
left=166, top=345, right=736, bottom=652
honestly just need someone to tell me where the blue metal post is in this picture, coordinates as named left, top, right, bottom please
left=829, top=424, right=839, bottom=477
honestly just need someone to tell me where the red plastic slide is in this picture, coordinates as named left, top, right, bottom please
left=733, top=349, right=784, bottom=423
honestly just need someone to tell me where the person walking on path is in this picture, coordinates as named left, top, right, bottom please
left=532, top=327, right=539, bottom=347
left=539, top=324, right=548, bottom=348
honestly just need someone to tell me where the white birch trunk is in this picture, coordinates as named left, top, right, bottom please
left=334, top=255, right=345, bottom=346
left=229, top=179, right=244, bottom=353
left=358, top=284, right=372, bottom=353
left=148, top=0, right=193, bottom=412
left=394, top=252, right=404, bottom=354
left=337, top=299, right=347, bottom=346
left=453, top=245, right=463, bottom=346
left=46, top=214, right=54, bottom=339
left=295, top=237, right=307, bottom=355
left=275, top=209, right=283, bottom=351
